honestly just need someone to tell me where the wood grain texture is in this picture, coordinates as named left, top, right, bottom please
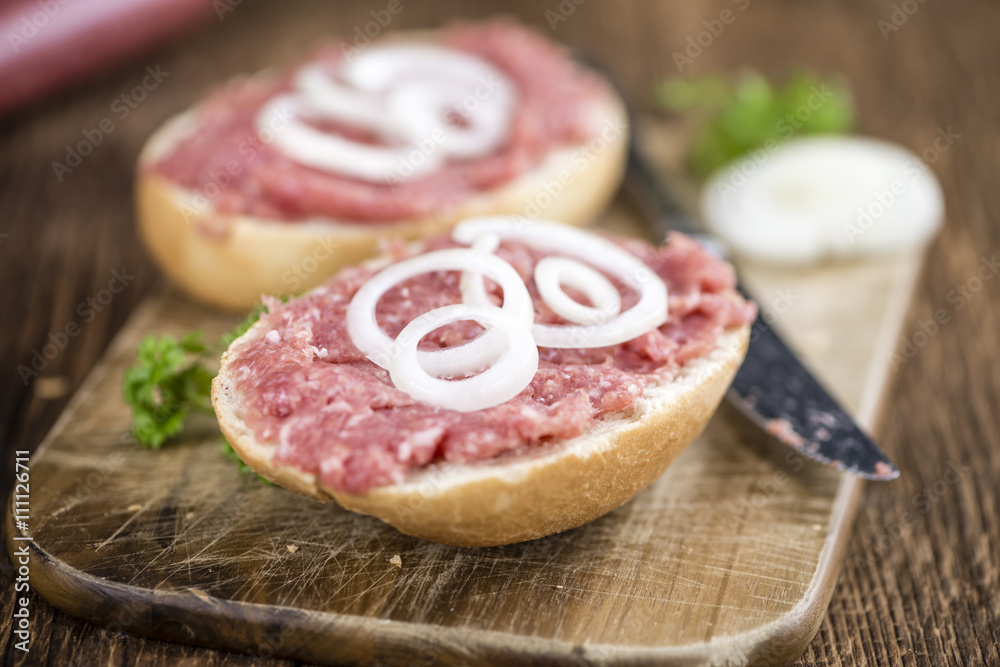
left=4, top=218, right=921, bottom=666
left=1, top=0, right=997, bottom=665
left=4, top=105, right=923, bottom=662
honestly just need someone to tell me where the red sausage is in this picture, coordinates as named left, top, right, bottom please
left=0, top=0, right=213, bottom=116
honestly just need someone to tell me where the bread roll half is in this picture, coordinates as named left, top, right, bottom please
left=136, top=33, right=628, bottom=311
left=213, top=315, right=749, bottom=547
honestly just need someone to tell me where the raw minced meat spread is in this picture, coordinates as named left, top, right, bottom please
left=151, top=20, right=610, bottom=223
left=226, top=233, right=756, bottom=493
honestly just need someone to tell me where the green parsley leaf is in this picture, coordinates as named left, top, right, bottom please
left=123, top=301, right=287, bottom=485
left=122, top=333, right=215, bottom=449
left=656, top=70, right=855, bottom=180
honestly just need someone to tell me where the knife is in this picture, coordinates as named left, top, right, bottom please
left=624, top=136, right=899, bottom=480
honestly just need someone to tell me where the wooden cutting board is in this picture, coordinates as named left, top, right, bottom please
left=5, top=127, right=925, bottom=665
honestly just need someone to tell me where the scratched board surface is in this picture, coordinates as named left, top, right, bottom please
left=6, top=127, right=924, bottom=665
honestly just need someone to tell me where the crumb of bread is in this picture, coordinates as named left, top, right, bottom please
left=287, top=544, right=299, bottom=554
left=389, top=555, right=402, bottom=568
left=127, top=504, right=142, bottom=512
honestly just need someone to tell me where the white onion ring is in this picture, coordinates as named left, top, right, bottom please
left=534, top=256, right=622, bottom=325
left=459, top=233, right=500, bottom=307
left=389, top=304, right=538, bottom=412
left=346, top=219, right=669, bottom=411
left=257, top=96, right=439, bottom=181
left=258, top=44, right=516, bottom=181
left=387, top=77, right=513, bottom=159
left=293, top=65, right=397, bottom=137
left=453, top=217, right=669, bottom=348
left=346, top=248, right=532, bottom=377
left=341, top=45, right=503, bottom=92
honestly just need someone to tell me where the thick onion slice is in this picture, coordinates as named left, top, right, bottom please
left=535, top=256, right=621, bottom=325
left=389, top=304, right=539, bottom=412
left=700, top=136, right=944, bottom=264
left=453, top=217, right=668, bottom=348
left=346, top=248, right=533, bottom=377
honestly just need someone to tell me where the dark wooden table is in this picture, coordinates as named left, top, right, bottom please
left=2, top=1, right=997, bottom=664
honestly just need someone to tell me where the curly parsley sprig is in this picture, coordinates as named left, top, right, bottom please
left=123, top=304, right=266, bottom=450
left=655, top=70, right=855, bottom=180
left=122, top=332, right=215, bottom=449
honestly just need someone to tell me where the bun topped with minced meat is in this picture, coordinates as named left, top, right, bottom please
left=137, top=19, right=628, bottom=310
left=212, top=217, right=755, bottom=546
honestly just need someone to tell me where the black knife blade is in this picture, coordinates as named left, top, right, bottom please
left=625, top=139, right=899, bottom=480
left=729, top=317, right=899, bottom=479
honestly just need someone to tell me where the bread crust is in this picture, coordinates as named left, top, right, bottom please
left=213, top=316, right=750, bottom=547
left=136, top=47, right=628, bottom=311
